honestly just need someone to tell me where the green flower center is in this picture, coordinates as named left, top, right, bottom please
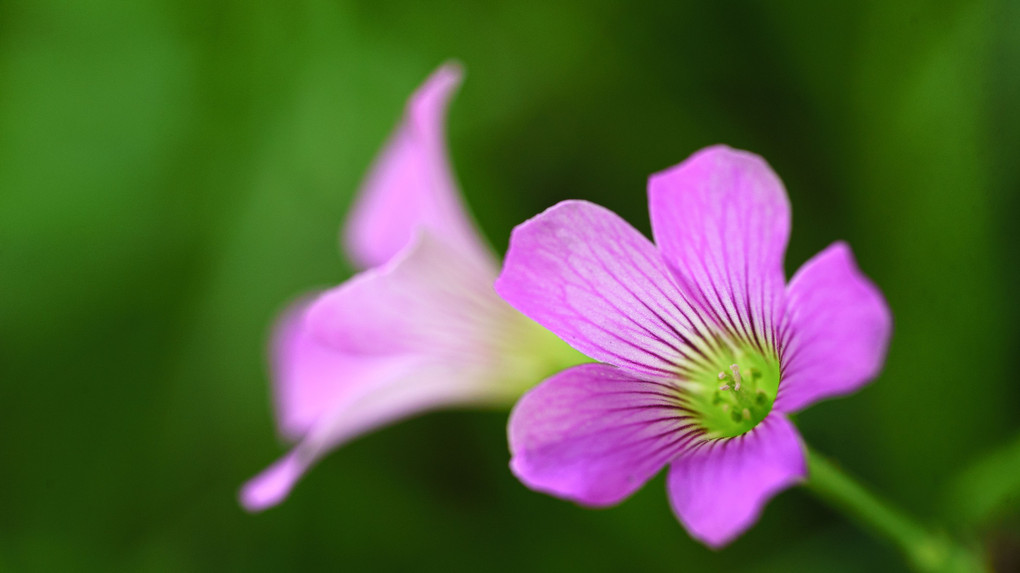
left=686, top=346, right=780, bottom=438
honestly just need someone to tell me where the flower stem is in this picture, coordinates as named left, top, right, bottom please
left=804, top=445, right=986, bottom=573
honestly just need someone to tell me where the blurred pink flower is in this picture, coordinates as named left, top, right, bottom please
left=241, top=64, right=580, bottom=511
left=496, top=145, right=892, bottom=547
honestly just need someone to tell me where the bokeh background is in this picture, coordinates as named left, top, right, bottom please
left=2, top=1, right=1018, bottom=571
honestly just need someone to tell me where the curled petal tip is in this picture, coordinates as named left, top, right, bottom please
left=239, top=453, right=306, bottom=513
left=408, top=62, right=464, bottom=126
left=343, top=61, right=487, bottom=270
left=436, top=60, right=466, bottom=84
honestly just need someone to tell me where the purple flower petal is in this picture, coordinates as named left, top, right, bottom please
left=308, top=231, right=506, bottom=358
left=775, top=242, right=892, bottom=413
left=496, top=200, right=719, bottom=380
left=343, top=63, right=492, bottom=270
left=242, top=357, right=503, bottom=512
left=649, top=145, right=790, bottom=353
left=667, top=414, right=805, bottom=548
left=270, top=297, right=389, bottom=441
left=509, top=363, right=699, bottom=506
left=247, top=231, right=504, bottom=512
left=240, top=451, right=306, bottom=512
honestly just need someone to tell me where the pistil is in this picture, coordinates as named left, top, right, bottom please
left=730, top=364, right=743, bottom=391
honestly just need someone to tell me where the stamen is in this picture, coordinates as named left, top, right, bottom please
left=687, top=347, right=780, bottom=438
left=730, top=364, right=742, bottom=391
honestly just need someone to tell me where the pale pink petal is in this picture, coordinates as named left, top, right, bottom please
left=649, top=145, right=790, bottom=353
left=240, top=451, right=307, bottom=512
left=774, top=242, right=892, bottom=413
left=242, top=358, right=504, bottom=512
left=270, top=297, right=388, bottom=441
left=667, top=414, right=805, bottom=548
left=509, top=363, right=699, bottom=506
left=343, top=62, right=492, bottom=270
left=246, top=229, right=523, bottom=511
left=496, top=200, right=720, bottom=380
left=308, top=231, right=507, bottom=359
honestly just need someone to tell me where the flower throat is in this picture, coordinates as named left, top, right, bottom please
left=688, top=346, right=780, bottom=438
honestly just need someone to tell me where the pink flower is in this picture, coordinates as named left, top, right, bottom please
left=496, top=146, right=892, bottom=547
left=240, top=64, right=581, bottom=512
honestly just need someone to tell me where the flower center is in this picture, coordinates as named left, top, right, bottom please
left=686, top=347, right=780, bottom=438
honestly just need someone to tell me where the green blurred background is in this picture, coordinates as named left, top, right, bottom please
left=2, top=0, right=1018, bottom=571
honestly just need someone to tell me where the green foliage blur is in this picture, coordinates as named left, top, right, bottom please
left=2, top=1, right=1018, bottom=571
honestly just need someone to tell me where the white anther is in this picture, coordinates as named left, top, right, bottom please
left=718, top=384, right=730, bottom=391
left=717, top=372, right=727, bottom=380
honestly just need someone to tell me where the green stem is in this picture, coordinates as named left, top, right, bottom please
left=804, top=446, right=986, bottom=573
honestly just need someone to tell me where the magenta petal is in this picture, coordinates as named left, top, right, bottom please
left=496, top=200, right=717, bottom=379
left=240, top=451, right=307, bottom=512
left=270, top=297, right=388, bottom=441
left=649, top=145, right=790, bottom=351
left=775, top=242, right=892, bottom=413
left=509, top=363, right=697, bottom=506
left=667, top=414, right=805, bottom=548
left=343, top=63, right=492, bottom=270
left=243, top=357, right=502, bottom=511
left=308, top=231, right=503, bottom=357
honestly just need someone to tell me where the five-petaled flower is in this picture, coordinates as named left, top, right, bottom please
left=240, top=64, right=581, bottom=511
left=496, top=145, right=892, bottom=547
